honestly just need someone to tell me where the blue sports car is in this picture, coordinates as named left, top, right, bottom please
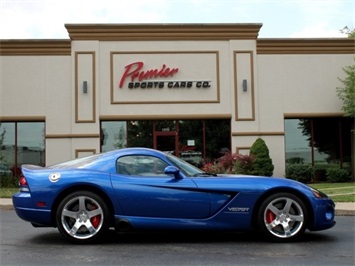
left=12, top=148, right=335, bottom=243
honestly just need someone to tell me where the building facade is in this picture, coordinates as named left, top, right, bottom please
left=0, top=24, right=354, bottom=177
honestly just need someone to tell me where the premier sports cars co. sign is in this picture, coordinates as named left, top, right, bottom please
left=111, top=52, right=220, bottom=104
left=119, top=61, right=211, bottom=89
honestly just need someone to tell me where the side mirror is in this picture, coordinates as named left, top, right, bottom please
left=164, top=166, right=181, bottom=179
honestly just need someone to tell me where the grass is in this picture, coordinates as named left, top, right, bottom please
left=1, top=182, right=354, bottom=202
left=310, top=182, right=355, bottom=202
left=0, top=188, right=18, bottom=198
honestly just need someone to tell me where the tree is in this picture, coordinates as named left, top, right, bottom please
left=337, top=28, right=355, bottom=180
left=249, top=138, right=274, bottom=177
left=340, top=26, right=355, bottom=38
left=0, top=124, right=5, bottom=162
left=127, top=121, right=153, bottom=148
left=298, top=118, right=341, bottom=161
left=337, top=59, right=355, bottom=117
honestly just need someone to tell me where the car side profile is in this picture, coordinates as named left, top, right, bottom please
left=12, top=148, right=336, bottom=243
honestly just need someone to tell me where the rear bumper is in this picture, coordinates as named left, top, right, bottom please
left=12, top=192, right=53, bottom=226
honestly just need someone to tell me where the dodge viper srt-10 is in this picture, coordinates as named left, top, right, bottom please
left=13, top=148, right=335, bottom=243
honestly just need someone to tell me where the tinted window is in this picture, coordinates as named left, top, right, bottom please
left=116, top=155, right=168, bottom=176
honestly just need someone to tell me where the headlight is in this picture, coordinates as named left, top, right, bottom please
left=310, top=187, right=328, bottom=199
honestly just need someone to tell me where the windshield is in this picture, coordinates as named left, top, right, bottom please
left=166, top=153, right=204, bottom=177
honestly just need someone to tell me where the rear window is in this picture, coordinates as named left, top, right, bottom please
left=49, top=154, right=103, bottom=169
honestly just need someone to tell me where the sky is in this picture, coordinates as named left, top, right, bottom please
left=0, top=0, right=354, bottom=39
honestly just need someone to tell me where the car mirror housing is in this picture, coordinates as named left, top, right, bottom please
left=164, top=166, right=181, bottom=179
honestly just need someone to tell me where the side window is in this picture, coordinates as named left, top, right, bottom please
left=116, top=155, right=169, bottom=176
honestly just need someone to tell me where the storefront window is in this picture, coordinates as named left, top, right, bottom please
left=312, top=118, right=340, bottom=164
left=0, top=123, right=15, bottom=176
left=155, top=120, right=176, bottom=132
left=127, top=121, right=153, bottom=148
left=101, top=121, right=127, bottom=152
left=179, top=120, right=203, bottom=167
left=284, top=119, right=312, bottom=164
left=100, top=119, right=231, bottom=166
left=285, top=118, right=352, bottom=174
left=205, top=120, right=231, bottom=161
left=0, top=122, right=45, bottom=176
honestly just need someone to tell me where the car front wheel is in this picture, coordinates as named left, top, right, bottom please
left=257, top=192, right=308, bottom=242
left=56, top=191, right=110, bottom=243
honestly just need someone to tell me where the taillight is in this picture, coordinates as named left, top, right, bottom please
left=19, top=175, right=27, bottom=186
left=19, top=175, right=29, bottom=192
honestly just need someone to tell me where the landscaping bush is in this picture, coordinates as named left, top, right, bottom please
left=202, top=153, right=255, bottom=175
left=234, top=154, right=254, bottom=175
left=0, top=175, right=18, bottom=188
left=285, top=164, right=314, bottom=183
left=326, top=167, right=351, bottom=183
left=249, top=138, right=274, bottom=176
left=201, top=162, right=223, bottom=174
left=217, top=152, right=238, bottom=173
left=313, top=168, right=328, bottom=182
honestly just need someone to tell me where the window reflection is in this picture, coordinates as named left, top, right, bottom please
left=101, top=121, right=127, bottom=152
left=101, top=119, right=231, bottom=165
left=116, top=155, right=168, bottom=176
left=155, top=120, right=176, bottom=132
left=179, top=120, right=203, bottom=166
left=0, top=122, right=45, bottom=176
left=205, top=120, right=230, bottom=161
left=285, top=119, right=312, bottom=164
left=127, top=121, right=153, bottom=148
left=17, top=123, right=45, bottom=166
left=284, top=117, right=352, bottom=174
left=0, top=123, right=15, bottom=175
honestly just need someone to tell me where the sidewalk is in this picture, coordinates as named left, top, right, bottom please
left=1, top=198, right=354, bottom=215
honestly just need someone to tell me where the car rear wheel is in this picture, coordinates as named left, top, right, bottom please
left=56, top=191, right=110, bottom=243
left=257, top=192, right=308, bottom=242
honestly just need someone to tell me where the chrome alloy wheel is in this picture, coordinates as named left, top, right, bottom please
left=263, top=197, right=304, bottom=239
left=60, top=195, right=104, bottom=240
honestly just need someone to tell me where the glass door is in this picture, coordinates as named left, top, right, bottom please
left=153, top=120, right=179, bottom=155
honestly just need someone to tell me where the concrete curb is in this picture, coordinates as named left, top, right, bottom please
left=1, top=198, right=354, bottom=215
left=334, top=202, right=355, bottom=216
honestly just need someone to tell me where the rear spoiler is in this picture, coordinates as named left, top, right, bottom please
left=21, top=164, right=45, bottom=172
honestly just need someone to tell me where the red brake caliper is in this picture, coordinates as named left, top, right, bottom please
left=266, top=210, right=276, bottom=224
left=90, top=205, right=101, bottom=228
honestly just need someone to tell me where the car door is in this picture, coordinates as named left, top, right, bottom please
left=111, top=154, right=210, bottom=219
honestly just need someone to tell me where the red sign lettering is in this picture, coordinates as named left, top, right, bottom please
left=119, top=62, right=179, bottom=88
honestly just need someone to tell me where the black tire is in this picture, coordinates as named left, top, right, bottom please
left=56, top=191, right=110, bottom=244
left=256, top=192, right=308, bottom=242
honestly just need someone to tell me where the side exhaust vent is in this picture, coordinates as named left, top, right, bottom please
left=115, top=219, right=131, bottom=232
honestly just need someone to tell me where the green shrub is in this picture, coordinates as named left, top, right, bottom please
left=285, top=164, right=314, bottom=183
left=313, top=164, right=338, bottom=182
left=313, top=168, right=327, bottom=182
left=326, top=167, right=350, bottom=183
left=249, top=138, right=274, bottom=176
left=0, top=175, right=18, bottom=188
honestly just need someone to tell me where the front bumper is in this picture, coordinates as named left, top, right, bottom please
left=308, top=198, right=336, bottom=231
